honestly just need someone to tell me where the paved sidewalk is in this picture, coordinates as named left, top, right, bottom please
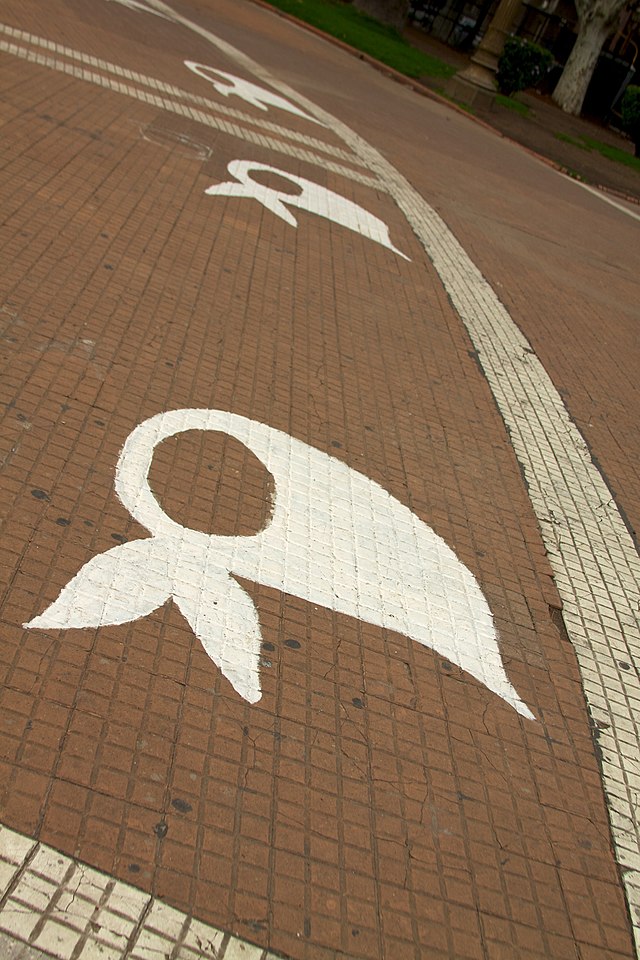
left=0, top=1, right=639, bottom=959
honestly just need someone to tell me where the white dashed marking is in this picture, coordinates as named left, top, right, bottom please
left=0, top=30, right=375, bottom=185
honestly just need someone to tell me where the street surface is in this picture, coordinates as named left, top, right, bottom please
left=0, top=1, right=639, bottom=958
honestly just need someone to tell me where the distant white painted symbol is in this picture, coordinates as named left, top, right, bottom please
left=205, top=162, right=410, bottom=261
left=106, top=0, right=174, bottom=20
left=185, top=61, right=324, bottom=126
left=25, top=410, right=533, bottom=718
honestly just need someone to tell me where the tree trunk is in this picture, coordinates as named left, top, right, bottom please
left=352, top=0, right=410, bottom=31
left=552, top=15, right=610, bottom=114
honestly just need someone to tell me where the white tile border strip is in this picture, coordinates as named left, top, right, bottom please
left=0, top=22, right=363, bottom=167
left=140, top=0, right=640, bottom=949
left=0, top=36, right=377, bottom=187
left=0, top=824, right=281, bottom=960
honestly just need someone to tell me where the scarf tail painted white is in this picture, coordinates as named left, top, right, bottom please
left=26, top=409, right=534, bottom=720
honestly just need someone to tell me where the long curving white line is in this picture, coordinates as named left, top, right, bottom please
left=139, top=0, right=640, bottom=950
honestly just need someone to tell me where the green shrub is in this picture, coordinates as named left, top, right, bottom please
left=496, top=37, right=553, bottom=96
left=620, top=85, right=640, bottom=156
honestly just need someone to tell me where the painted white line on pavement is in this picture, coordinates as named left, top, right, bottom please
left=107, top=0, right=175, bottom=20
left=560, top=172, right=640, bottom=221
left=0, top=40, right=377, bottom=186
left=0, top=823, right=280, bottom=959
left=137, top=0, right=640, bottom=951
left=0, top=22, right=356, bottom=163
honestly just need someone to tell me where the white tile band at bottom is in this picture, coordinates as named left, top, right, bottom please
left=0, top=823, right=282, bottom=960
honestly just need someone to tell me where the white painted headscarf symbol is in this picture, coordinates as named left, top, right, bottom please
left=184, top=61, right=325, bottom=126
left=205, top=162, right=410, bottom=261
left=25, top=410, right=534, bottom=719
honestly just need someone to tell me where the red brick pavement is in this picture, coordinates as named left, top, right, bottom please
left=0, top=0, right=638, bottom=958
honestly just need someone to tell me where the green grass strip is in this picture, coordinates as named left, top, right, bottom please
left=554, top=131, right=639, bottom=171
left=260, top=0, right=455, bottom=79
left=554, top=131, right=588, bottom=149
left=495, top=93, right=530, bottom=116
left=580, top=135, right=640, bottom=172
left=440, top=93, right=476, bottom=114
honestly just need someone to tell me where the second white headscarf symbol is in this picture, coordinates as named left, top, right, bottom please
left=25, top=409, right=534, bottom=719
